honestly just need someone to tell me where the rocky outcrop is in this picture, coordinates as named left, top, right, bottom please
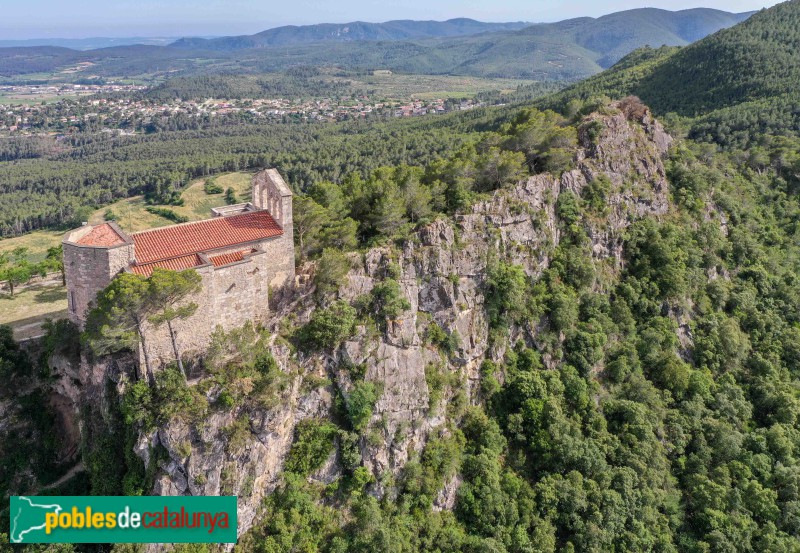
left=139, top=342, right=332, bottom=533
left=90, top=102, right=675, bottom=540
left=320, top=103, right=672, bottom=483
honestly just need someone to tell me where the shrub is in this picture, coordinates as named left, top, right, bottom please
left=204, top=177, right=223, bottom=194
left=548, top=285, right=579, bottom=333
left=347, top=381, right=380, bottom=432
left=254, top=350, right=278, bottom=375
left=370, top=279, right=410, bottom=327
left=425, top=321, right=459, bottom=354
left=70, top=205, right=94, bottom=227
left=145, top=207, right=189, bottom=224
left=216, top=390, right=236, bottom=409
left=479, top=360, right=501, bottom=400
left=121, top=367, right=207, bottom=430
left=484, top=262, right=528, bottom=329
left=618, top=95, right=649, bottom=121
left=425, top=321, right=447, bottom=348
left=121, top=380, right=154, bottom=428
left=582, top=174, right=612, bottom=215
left=338, top=431, right=361, bottom=474
left=223, top=417, right=251, bottom=454
left=556, top=191, right=582, bottom=226
left=564, top=322, right=607, bottom=375
left=345, top=466, right=374, bottom=498
left=425, top=363, right=447, bottom=413
left=314, top=248, right=350, bottom=300
left=154, top=366, right=207, bottom=422
left=285, top=419, right=338, bottom=475
left=300, top=300, right=357, bottom=351
left=584, top=119, right=605, bottom=145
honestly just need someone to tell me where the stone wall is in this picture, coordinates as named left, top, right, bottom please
left=253, top=169, right=292, bottom=227
left=260, top=234, right=295, bottom=303
left=252, top=169, right=295, bottom=298
left=139, top=246, right=272, bottom=370
left=209, top=250, right=270, bottom=329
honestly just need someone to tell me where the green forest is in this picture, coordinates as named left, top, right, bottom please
left=3, top=1, right=800, bottom=552
left=0, top=111, right=483, bottom=236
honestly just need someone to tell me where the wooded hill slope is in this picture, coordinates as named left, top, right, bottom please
left=539, top=0, right=800, bottom=147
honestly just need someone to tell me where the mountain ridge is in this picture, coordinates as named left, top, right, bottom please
left=0, top=37, right=182, bottom=50
left=169, top=18, right=531, bottom=50
left=0, top=8, right=754, bottom=82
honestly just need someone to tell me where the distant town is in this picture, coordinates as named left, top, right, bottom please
left=0, top=83, right=486, bottom=136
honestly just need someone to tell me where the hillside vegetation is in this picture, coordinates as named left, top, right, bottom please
left=540, top=1, right=800, bottom=148
left=4, top=97, right=800, bottom=552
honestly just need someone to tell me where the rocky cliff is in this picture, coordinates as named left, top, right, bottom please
left=49, top=101, right=675, bottom=539
left=121, top=101, right=673, bottom=536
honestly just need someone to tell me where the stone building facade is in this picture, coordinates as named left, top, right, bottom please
left=63, top=169, right=295, bottom=369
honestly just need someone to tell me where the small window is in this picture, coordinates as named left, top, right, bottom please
left=69, top=291, right=76, bottom=313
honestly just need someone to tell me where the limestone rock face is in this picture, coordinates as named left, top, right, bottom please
left=292, top=101, right=672, bottom=490
left=144, top=348, right=332, bottom=534
left=62, top=103, right=674, bottom=541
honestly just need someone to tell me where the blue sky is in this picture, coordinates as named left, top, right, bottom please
left=0, top=0, right=782, bottom=39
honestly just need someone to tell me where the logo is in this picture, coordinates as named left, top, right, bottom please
left=9, top=496, right=237, bottom=544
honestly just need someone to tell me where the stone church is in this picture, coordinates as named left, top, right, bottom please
left=63, top=169, right=295, bottom=368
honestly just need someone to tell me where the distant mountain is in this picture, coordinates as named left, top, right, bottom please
left=538, top=1, right=800, bottom=147
left=164, top=8, right=751, bottom=80
left=168, top=9, right=751, bottom=71
left=539, top=7, right=753, bottom=67
left=0, top=8, right=754, bottom=83
left=0, top=37, right=183, bottom=50
left=169, top=19, right=531, bottom=50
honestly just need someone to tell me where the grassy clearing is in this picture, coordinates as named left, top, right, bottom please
left=0, top=95, right=64, bottom=105
left=93, top=171, right=253, bottom=230
left=0, top=282, right=68, bottom=339
left=0, top=230, right=65, bottom=263
left=171, top=172, right=253, bottom=220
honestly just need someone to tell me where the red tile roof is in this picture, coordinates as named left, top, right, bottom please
left=131, top=210, right=282, bottom=264
left=209, top=249, right=255, bottom=267
left=130, top=254, right=202, bottom=276
left=76, top=223, right=125, bottom=247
